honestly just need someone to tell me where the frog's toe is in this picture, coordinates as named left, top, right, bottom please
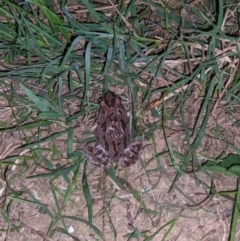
left=85, top=143, right=110, bottom=167
left=120, top=142, right=142, bottom=166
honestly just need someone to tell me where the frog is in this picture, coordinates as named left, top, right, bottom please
left=85, top=91, right=142, bottom=168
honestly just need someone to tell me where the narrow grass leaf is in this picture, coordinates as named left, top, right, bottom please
left=19, top=130, right=68, bottom=151
left=27, top=190, right=54, bottom=218
left=201, top=154, right=240, bottom=177
left=38, top=112, right=65, bottom=119
left=84, top=41, right=92, bottom=100
left=19, top=83, right=51, bottom=112
left=191, top=75, right=216, bottom=150
left=63, top=160, right=81, bottom=206
left=7, top=195, right=47, bottom=207
left=144, top=213, right=181, bottom=241
left=123, top=226, right=148, bottom=239
left=26, top=0, right=70, bottom=42
left=50, top=181, right=61, bottom=211
left=67, top=128, right=74, bottom=162
left=60, top=35, right=85, bottom=68
left=229, top=178, right=240, bottom=241
left=82, top=160, right=92, bottom=226
left=27, top=157, right=83, bottom=179
left=81, top=0, right=103, bottom=22
left=162, top=102, right=182, bottom=172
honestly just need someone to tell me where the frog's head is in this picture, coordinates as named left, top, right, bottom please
left=99, top=91, right=121, bottom=109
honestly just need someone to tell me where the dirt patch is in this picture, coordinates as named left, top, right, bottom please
left=1, top=88, right=240, bottom=241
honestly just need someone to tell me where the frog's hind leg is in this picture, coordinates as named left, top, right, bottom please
left=119, top=142, right=142, bottom=167
left=85, top=142, right=110, bottom=167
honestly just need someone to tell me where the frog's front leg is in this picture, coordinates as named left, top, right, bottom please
left=119, top=142, right=142, bottom=167
left=85, top=142, right=110, bottom=167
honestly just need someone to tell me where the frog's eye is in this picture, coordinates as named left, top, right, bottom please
left=98, top=96, right=103, bottom=104
left=116, top=95, right=121, bottom=101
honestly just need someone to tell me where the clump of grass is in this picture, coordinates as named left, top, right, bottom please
left=0, top=0, right=240, bottom=240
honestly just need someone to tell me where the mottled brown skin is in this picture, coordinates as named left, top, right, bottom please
left=85, top=91, right=141, bottom=167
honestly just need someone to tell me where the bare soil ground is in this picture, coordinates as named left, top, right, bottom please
left=0, top=1, right=240, bottom=241
left=0, top=88, right=240, bottom=241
